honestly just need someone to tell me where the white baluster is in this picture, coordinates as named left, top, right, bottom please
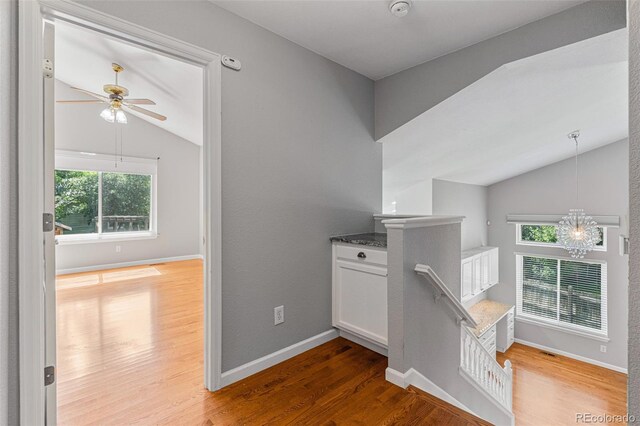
left=504, top=360, right=513, bottom=410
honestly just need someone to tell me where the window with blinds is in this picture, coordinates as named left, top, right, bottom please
left=516, top=254, right=607, bottom=336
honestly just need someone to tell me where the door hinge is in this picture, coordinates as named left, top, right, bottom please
left=43, top=59, right=53, bottom=79
left=44, top=365, right=55, bottom=386
left=43, top=213, right=54, bottom=232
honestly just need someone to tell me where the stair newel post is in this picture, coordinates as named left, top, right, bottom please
left=504, top=360, right=513, bottom=410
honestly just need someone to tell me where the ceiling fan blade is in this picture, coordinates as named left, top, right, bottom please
left=124, top=98, right=156, bottom=105
left=70, top=86, right=109, bottom=102
left=124, top=104, right=167, bottom=121
left=56, top=100, right=106, bottom=104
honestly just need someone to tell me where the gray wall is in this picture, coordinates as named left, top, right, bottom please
left=387, top=222, right=511, bottom=425
left=55, top=81, right=202, bottom=272
left=374, top=0, right=627, bottom=140
left=0, top=0, right=18, bottom=423
left=433, top=179, right=488, bottom=251
left=78, top=1, right=381, bottom=372
left=629, top=0, right=639, bottom=415
left=487, top=140, right=629, bottom=370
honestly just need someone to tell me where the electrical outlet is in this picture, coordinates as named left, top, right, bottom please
left=274, top=305, right=284, bottom=325
left=600, top=345, right=607, bottom=353
left=115, top=245, right=121, bottom=253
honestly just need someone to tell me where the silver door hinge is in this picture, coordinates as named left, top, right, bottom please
left=43, top=59, right=53, bottom=78
left=44, top=365, right=55, bottom=386
left=43, top=213, right=54, bottom=232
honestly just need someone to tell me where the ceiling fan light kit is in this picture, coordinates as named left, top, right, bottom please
left=57, top=62, right=166, bottom=123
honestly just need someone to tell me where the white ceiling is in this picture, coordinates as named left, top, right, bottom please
left=212, top=0, right=585, bottom=80
left=55, top=22, right=203, bottom=145
left=382, top=29, right=628, bottom=198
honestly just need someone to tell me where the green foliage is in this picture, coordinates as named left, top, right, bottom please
left=521, top=225, right=558, bottom=244
left=55, top=170, right=151, bottom=228
left=102, top=173, right=151, bottom=217
left=55, top=170, right=98, bottom=225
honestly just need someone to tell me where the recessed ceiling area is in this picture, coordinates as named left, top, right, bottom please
left=55, top=22, right=203, bottom=145
left=381, top=29, right=628, bottom=206
left=212, top=0, right=585, bottom=80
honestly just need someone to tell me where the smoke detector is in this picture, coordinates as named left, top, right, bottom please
left=389, top=0, right=412, bottom=17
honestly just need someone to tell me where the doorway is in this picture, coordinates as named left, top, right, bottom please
left=17, top=3, right=222, bottom=424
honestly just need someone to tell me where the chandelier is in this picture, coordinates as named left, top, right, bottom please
left=557, top=131, right=598, bottom=259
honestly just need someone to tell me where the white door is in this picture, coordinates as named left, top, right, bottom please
left=480, top=252, right=490, bottom=289
left=461, top=259, right=473, bottom=300
left=43, top=21, right=58, bottom=425
left=334, top=260, right=388, bottom=346
left=472, top=255, right=482, bottom=294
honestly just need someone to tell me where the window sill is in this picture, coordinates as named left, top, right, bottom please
left=516, top=315, right=609, bottom=342
left=56, top=232, right=158, bottom=245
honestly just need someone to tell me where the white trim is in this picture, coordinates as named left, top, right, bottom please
left=385, top=368, right=479, bottom=418
left=385, top=367, right=409, bottom=388
left=506, top=214, right=620, bottom=228
left=220, top=330, right=339, bottom=387
left=458, top=368, right=515, bottom=424
left=56, top=231, right=158, bottom=245
left=515, top=315, right=610, bottom=342
left=515, top=223, right=608, bottom=252
left=383, top=215, right=465, bottom=229
left=338, top=328, right=388, bottom=356
left=515, top=338, right=627, bottom=373
left=55, top=254, right=203, bottom=275
left=18, top=2, right=47, bottom=424
left=514, top=251, right=608, bottom=264
left=18, top=2, right=223, bottom=422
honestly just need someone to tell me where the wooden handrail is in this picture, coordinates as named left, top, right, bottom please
left=415, top=264, right=478, bottom=328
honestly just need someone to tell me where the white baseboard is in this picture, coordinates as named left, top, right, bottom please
left=56, top=254, right=203, bottom=275
left=385, top=367, right=475, bottom=416
left=385, top=367, right=408, bottom=388
left=220, top=329, right=339, bottom=387
left=515, top=338, right=627, bottom=374
left=339, top=329, right=388, bottom=356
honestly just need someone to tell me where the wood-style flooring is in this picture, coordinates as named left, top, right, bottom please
left=497, top=343, right=627, bottom=426
left=57, top=259, right=626, bottom=425
left=56, top=260, right=485, bottom=425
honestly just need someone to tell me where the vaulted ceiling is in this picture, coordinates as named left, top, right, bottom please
left=382, top=30, right=628, bottom=200
left=55, top=21, right=203, bottom=145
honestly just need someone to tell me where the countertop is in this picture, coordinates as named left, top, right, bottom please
left=330, top=233, right=387, bottom=248
left=467, top=299, right=513, bottom=337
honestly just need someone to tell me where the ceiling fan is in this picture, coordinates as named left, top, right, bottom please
left=57, top=63, right=167, bottom=123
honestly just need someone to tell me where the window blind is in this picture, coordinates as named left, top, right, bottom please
left=516, top=254, right=607, bottom=336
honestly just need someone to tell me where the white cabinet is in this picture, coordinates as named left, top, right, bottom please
left=332, top=244, right=388, bottom=347
left=478, top=324, right=497, bottom=359
left=497, top=307, right=515, bottom=353
left=461, top=258, right=474, bottom=300
left=461, top=247, right=499, bottom=302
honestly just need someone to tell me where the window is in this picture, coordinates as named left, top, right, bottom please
left=517, top=224, right=606, bottom=251
left=55, top=151, right=157, bottom=243
left=516, top=254, right=607, bottom=337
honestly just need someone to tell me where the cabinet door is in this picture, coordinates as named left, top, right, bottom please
left=472, top=256, right=482, bottom=294
left=480, top=252, right=490, bottom=289
left=334, top=260, right=388, bottom=346
left=489, top=248, right=499, bottom=285
left=461, top=259, right=473, bottom=300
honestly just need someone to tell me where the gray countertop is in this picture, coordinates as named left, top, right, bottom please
left=330, top=233, right=387, bottom=248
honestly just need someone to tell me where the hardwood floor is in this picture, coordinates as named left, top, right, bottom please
left=497, top=343, right=627, bottom=425
left=56, top=259, right=485, bottom=425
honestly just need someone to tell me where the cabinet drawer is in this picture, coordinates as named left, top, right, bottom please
left=335, top=244, right=387, bottom=266
left=479, top=325, right=496, bottom=343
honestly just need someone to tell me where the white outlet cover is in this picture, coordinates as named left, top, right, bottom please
left=600, top=345, right=607, bottom=353
left=274, top=305, right=284, bottom=325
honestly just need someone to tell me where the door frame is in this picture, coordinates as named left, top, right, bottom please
left=17, top=1, right=223, bottom=423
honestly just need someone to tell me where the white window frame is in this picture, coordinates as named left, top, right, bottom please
left=55, top=150, right=158, bottom=244
left=515, top=252, right=608, bottom=341
left=516, top=223, right=607, bottom=252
